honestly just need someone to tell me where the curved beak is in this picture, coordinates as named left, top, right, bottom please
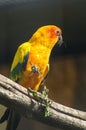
left=57, top=35, right=63, bottom=46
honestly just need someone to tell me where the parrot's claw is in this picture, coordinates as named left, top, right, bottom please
left=30, top=62, right=40, bottom=74
left=27, top=88, right=39, bottom=99
left=32, top=65, right=40, bottom=74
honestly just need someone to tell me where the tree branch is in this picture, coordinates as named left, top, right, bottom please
left=0, top=74, right=86, bottom=130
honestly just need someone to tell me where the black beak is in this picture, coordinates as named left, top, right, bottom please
left=57, top=35, right=63, bottom=47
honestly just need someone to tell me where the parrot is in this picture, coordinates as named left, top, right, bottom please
left=0, top=25, right=63, bottom=130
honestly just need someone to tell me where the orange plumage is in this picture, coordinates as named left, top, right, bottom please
left=10, top=25, right=63, bottom=91
left=1, top=25, right=63, bottom=130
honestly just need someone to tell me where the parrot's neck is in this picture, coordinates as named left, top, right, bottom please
left=29, top=34, right=56, bottom=50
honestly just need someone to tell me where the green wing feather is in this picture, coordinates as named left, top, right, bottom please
left=10, top=42, right=30, bottom=82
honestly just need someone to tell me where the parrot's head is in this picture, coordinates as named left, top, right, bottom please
left=29, top=25, right=63, bottom=49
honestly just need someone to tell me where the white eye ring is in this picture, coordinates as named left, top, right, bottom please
left=56, top=30, right=60, bottom=36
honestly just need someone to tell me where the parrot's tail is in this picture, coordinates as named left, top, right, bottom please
left=0, top=108, right=10, bottom=123
left=0, top=108, right=21, bottom=130
left=6, top=109, right=21, bottom=130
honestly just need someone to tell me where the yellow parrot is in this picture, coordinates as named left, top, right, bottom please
left=0, top=25, right=63, bottom=130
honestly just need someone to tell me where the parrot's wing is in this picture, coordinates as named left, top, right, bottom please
left=10, top=42, right=30, bottom=82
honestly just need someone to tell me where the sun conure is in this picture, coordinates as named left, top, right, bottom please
left=0, top=25, right=63, bottom=130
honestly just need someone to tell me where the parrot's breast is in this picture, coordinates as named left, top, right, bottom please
left=18, top=45, right=50, bottom=90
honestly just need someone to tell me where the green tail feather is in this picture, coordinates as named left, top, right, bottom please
left=6, top=109, right=21, bottom=130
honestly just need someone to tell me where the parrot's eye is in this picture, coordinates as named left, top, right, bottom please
left=56, top=30, right=60, bottom=36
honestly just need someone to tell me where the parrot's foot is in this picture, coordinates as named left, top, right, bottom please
left=30, top=62, right=40, bottom=74
left=28, top=88, right=40, bottom=99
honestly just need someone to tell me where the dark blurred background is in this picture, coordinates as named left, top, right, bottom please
left=0, top=0, right=86, bottom=130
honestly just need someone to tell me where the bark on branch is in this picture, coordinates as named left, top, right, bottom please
left=0, top=74, right=86, bottom=130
